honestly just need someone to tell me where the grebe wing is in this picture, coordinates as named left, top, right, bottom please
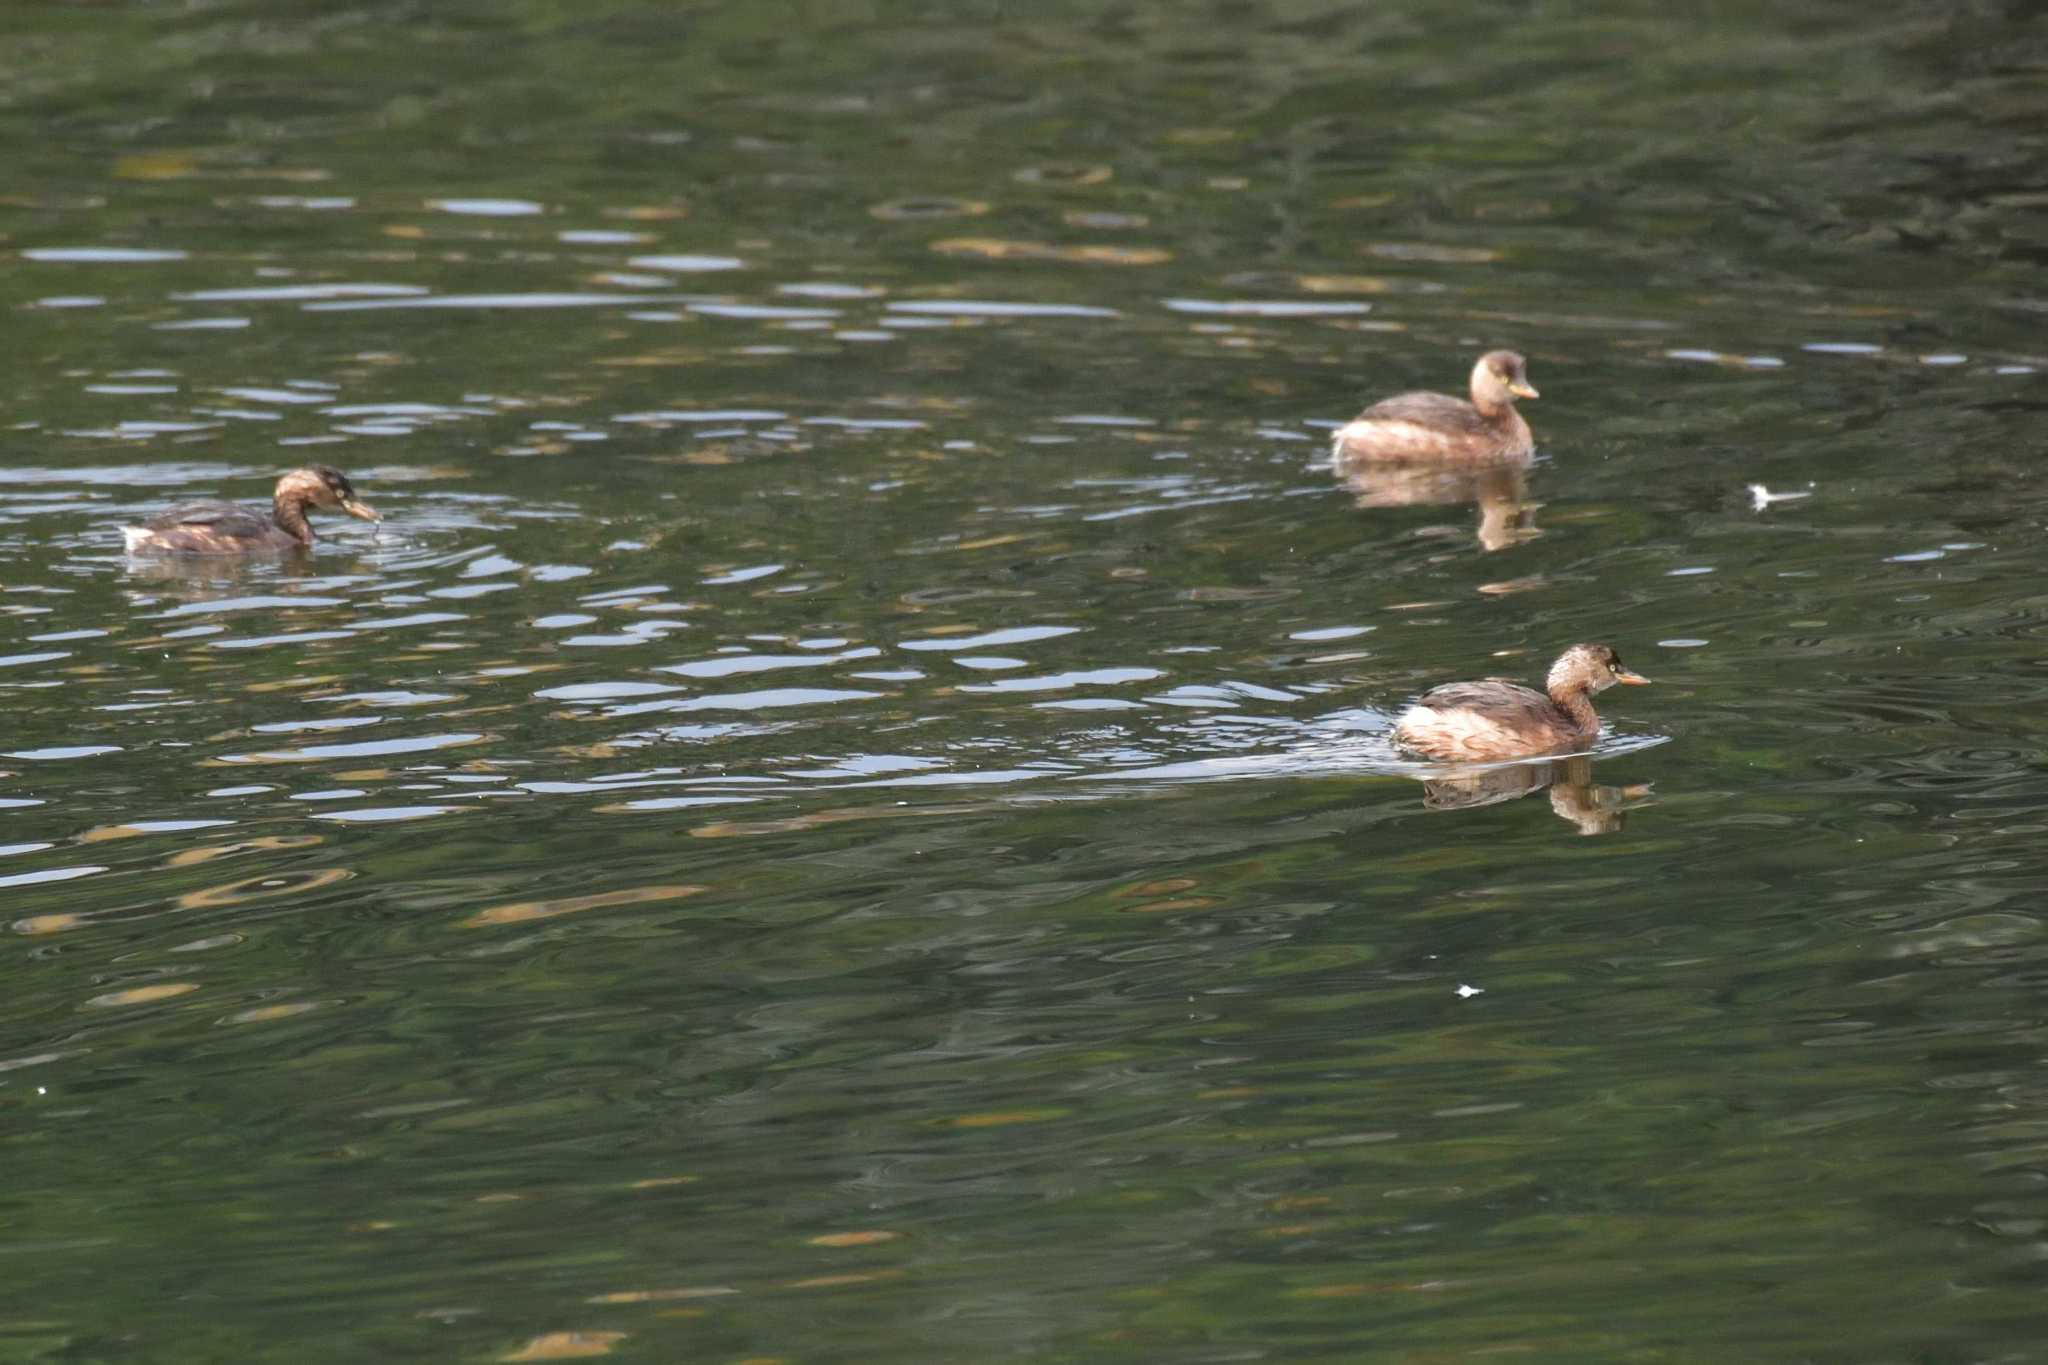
left=1413, top=679, right=1549, bottom=713
left=139, top=501, right=270, bottom=534
left=1352, top=391, right=1490, bottom=433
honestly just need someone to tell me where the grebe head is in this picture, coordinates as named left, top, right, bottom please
left=278, top=465, right=379, bottom=522
left=1546, top=642, right=1649, bottom=697
left=1471, top=350, right=1539, bottom=408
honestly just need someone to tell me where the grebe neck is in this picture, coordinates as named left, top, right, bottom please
left=1547, top=684, right=1600, bottom=736
left=272, top=490, right=316, bottom=545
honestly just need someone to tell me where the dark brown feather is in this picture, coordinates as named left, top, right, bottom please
left=1413, top=679, right=1549, bottom=713
left=1356, top=391, right=1500, bottom=435
left=141, top=501, right=267, bottom=532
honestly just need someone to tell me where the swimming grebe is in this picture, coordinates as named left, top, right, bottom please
left=121, top=466, right=379, bottom=555
left=1393, top=643, right=1648, bottom=761
left=1332, top=350, right=1538, bottom=465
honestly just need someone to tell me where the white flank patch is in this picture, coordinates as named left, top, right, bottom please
left=1394, top=704, right=1541, bottom=758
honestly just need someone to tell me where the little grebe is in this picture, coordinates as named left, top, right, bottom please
left=121, top=465, right=379, bottom=555
left=1332, top=350, right=1538, bottom=465
left=1393, top=643, right=1648, bottom=761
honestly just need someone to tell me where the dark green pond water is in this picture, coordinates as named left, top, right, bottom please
left=6, top=3, right=2048, bottom=1361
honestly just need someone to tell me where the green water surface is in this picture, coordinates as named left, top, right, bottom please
left=4, top=3, right=2048, bottom=1361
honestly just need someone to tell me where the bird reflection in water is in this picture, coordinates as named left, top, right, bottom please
left=1340, top=461, right=1537, bottom=552
left=118, top=552, right=325, bottom=599
left=1417, top=755, right=1651, bottom=835
left=120, top=554, right=320, bottom=585
left=115, top=550, right=330, bottom=621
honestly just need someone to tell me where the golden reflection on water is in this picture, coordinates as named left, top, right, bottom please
left=1012, top=162, right=1113, bottom=186
left=241, top=675, right=344, bottom=694
left=176, top=867, right=353, bottom=909
left=461, top=883, right=705, bottom=928
left=498, top=1332, right=628, bottom=1361
left=83, top=982, right=198, bottom=1009
left=783, top=1271, right=900, bottom=1289
left=1362, top=241, right=1502, bottom=263
left=1296, top=274, right=1394, bottom=294
left=111, top=151, right=201, bottom=180
left=76, top=823, right=193, bottom=844
left=1476, top=575, right=1551, bottom=596
left=950, top=1107, right=1068, bottom=1128
left=1063, top=209, right=1149, bottom=229
left=948, top=532, right=1040, bottom=552
left=1114, top=876, right=1198, bottom=898
left=586, top=1287, right=734, bottom=1305
left=1111, top=876, right=1223, bottom=914
left=804, top=1230, right=900, bottom=1247
left=166, top=834, right=324, bottom=867
left=1118, top=896, right=1219, bottom=914
left=555, top=743, right=627, bottom=760
left=869, top=196, right=988, bottom=220
left=15, top=913, right=85, bottom=936
left=930, top=238, right=1172, bottom=266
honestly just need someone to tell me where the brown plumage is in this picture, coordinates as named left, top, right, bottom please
left=1331, top=350, right=1538, bottom=465
left=1393, top=643, right=1650, bottom=761
left=121, top=466, right=379, bottom=555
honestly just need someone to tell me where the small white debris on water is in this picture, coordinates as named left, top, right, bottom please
left=1455, top=984, right=1484, bottom=999
left=1748, top=482, right=1814, bottom=511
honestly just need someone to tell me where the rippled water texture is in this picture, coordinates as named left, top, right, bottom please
left=5, top=3, right=2048, bottom=1361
